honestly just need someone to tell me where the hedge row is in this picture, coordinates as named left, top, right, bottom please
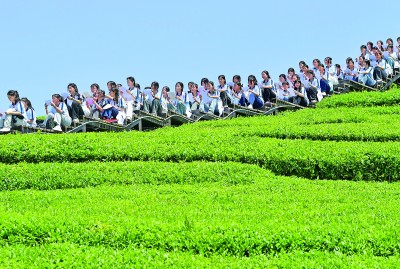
left=0, top=132, right=399, bottom=181
left=317, top=86, right=400, bottom=108
left=0, top=161, right=266, bottom=191
left=1, top=245, right=399, bottom=268
left=1, top=179, right=400, bottom=257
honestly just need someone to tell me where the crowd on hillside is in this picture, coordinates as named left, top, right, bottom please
left=0, top=37, right=399, bottom=133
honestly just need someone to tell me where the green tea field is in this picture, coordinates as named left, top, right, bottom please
left=1, top=87, right=400, bottom=268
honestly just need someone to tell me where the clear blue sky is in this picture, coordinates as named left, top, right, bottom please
left=1, top=0, right=399, bottom=115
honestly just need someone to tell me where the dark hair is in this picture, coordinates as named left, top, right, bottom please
left=377, top=40, right=383, bottom=46
left=298, top=60, right=306, bottom=66
left=388, top=45, right=394, bottom=50
left=110, top=87, right=119, bottom=101
left=175, top=82, right=184, bottom=92
left=282, top=81, right=289, bottom=86
left=151, top=81, right=159, bottom=90
left=90, top=83, right=100, bottom=91
left=293, top=80, right=302, bottom=90
left=218, top=75, right=226, bottom=84
left=201, top=78, right=209, bottom=85
left=397, top=37, right=400, bottom=41
left=97, top=89, right=105, bottom=96
left=303, top=64, right=309, bottom=69
left=21, top=97, right=34, bottom=110
left=127, top=77, right=136, bottom=84
left=335, top=64, right=341, bottom=69
left=234, top=82, right=242, bottom=88
left=188, top=81, right=194, bottom=87
left=52, top=94, right=64, bottom=102
left=367, top=41, right=373, bottom=48
left=232, top=75, right=241, bottom=82
left=248, top=75, right=257, bottom=84
left=306, top=70, right=315, bottom=76
left=261, top=70, right=270, bottom=79
left=279, top=74, right=287, bottom=80
left=346, top=57, right=354, bottom=64
left=360, top=45, right=367, bottom=50
left=67, top=83, right=79, bottom=94
left=135, top=83, right=141, bottom=89
left=318, top=63, right=325, bottom=70
left=313, top=59, right=321, bottom=65
left=324, top=57, right=332, bottom=64
left=7, top=90, right=21, bottom=103
left=288, top=67, right=295, bottom=74
left=364, top=59, right=371, bottom=67
left=107, top=81, right=117, bottom=88
left=162, top=86, right=170, bottom=92
left=192, top=83, right=198, bottom=89
left=386, top=38, right=393, bottom=44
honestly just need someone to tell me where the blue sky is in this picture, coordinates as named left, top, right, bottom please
left=1, top=0, right=399, bottom=115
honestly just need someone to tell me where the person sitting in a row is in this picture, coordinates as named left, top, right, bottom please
left=101, top=87, right=126, bottom=124
left=66, top=83, right=90, bottom=123
left=0, top=90, right=27, bottom=132
left=288, top=79, right=309, bottom=107
left=43, top=94, right=72, bottom=131
left=21, top=97, right=36, bottom=127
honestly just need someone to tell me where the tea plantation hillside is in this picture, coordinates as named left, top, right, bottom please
left=1, top=87, right=400, bottom=268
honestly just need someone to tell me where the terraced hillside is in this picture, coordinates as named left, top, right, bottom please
left=1, top=87, right=400, bottom=268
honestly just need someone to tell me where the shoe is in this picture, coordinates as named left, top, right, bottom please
left=247, top=104, right=253, bottom=109
left=0, top=127, right=10, bottom=132
left=73, top=119, right=79, bottom=123
left=52, top=125, right=62, bottom=132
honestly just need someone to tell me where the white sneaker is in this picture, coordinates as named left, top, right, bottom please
left=52, top=125, right=62, bottom=132
left=248, top=104, right=253, bottom=109
left=73, top=119, right=79, bottom=123
left=0, top=127, right=10, bottom=132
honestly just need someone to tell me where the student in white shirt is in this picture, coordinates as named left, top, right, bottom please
left=287, top=68, right=295, bottom=87
left=90, top=89, right=107, bottom=119
left=279, top=81, right=290, bottom=101
left=102, top=88, right=126, bottom=124
left=358, top=59, right=376, bottom=87
left=305, top=70, right=320, bottom=102
left=289, top=79, right=309, bottom=107
left=148, top=81, right=162, bottom=116
left=44, top=94, right=72, bottom=132
left=344, top=58, right=358, bottom=81
left=373, top=50, right=389, bottom=82
left=312, top=59, right=322, bottom=79
left=217, top=75, right=229, bottom=108
left=324, top=57, right=338, bottom=85
left=66, top=83, right=88, bottom=123
left=335, top=64, right=344, bottom=80
left=21, top=97, right=36, bottom=127
left=208, top=81, right=223, bottom=116
left=231, top=82, right=243, bottom=106
left=377, top=40, right=384, bottom=52
left=260, top=70, right=276, bottom=103
left=318, top=64, right=332, bottom=95
left=246, top=75, right=264, bottom=109
left=160, top=86, right=175, bottom=116
left=0, top=90, right=27, bottom=132
left=189, top=83, right=201, bottom=111
left=387, top=45, right=400, bottom=70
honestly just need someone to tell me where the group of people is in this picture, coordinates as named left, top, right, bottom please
left=1, top=37, right=399, bottom=133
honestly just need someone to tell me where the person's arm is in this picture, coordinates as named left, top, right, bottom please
left=68, top=95, right=82, bottom=105
left=293, top=88, right=305, bottom=98
left=51, top=103, right=63, bottom=114
left=93, top=99, right=103, bottom=112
